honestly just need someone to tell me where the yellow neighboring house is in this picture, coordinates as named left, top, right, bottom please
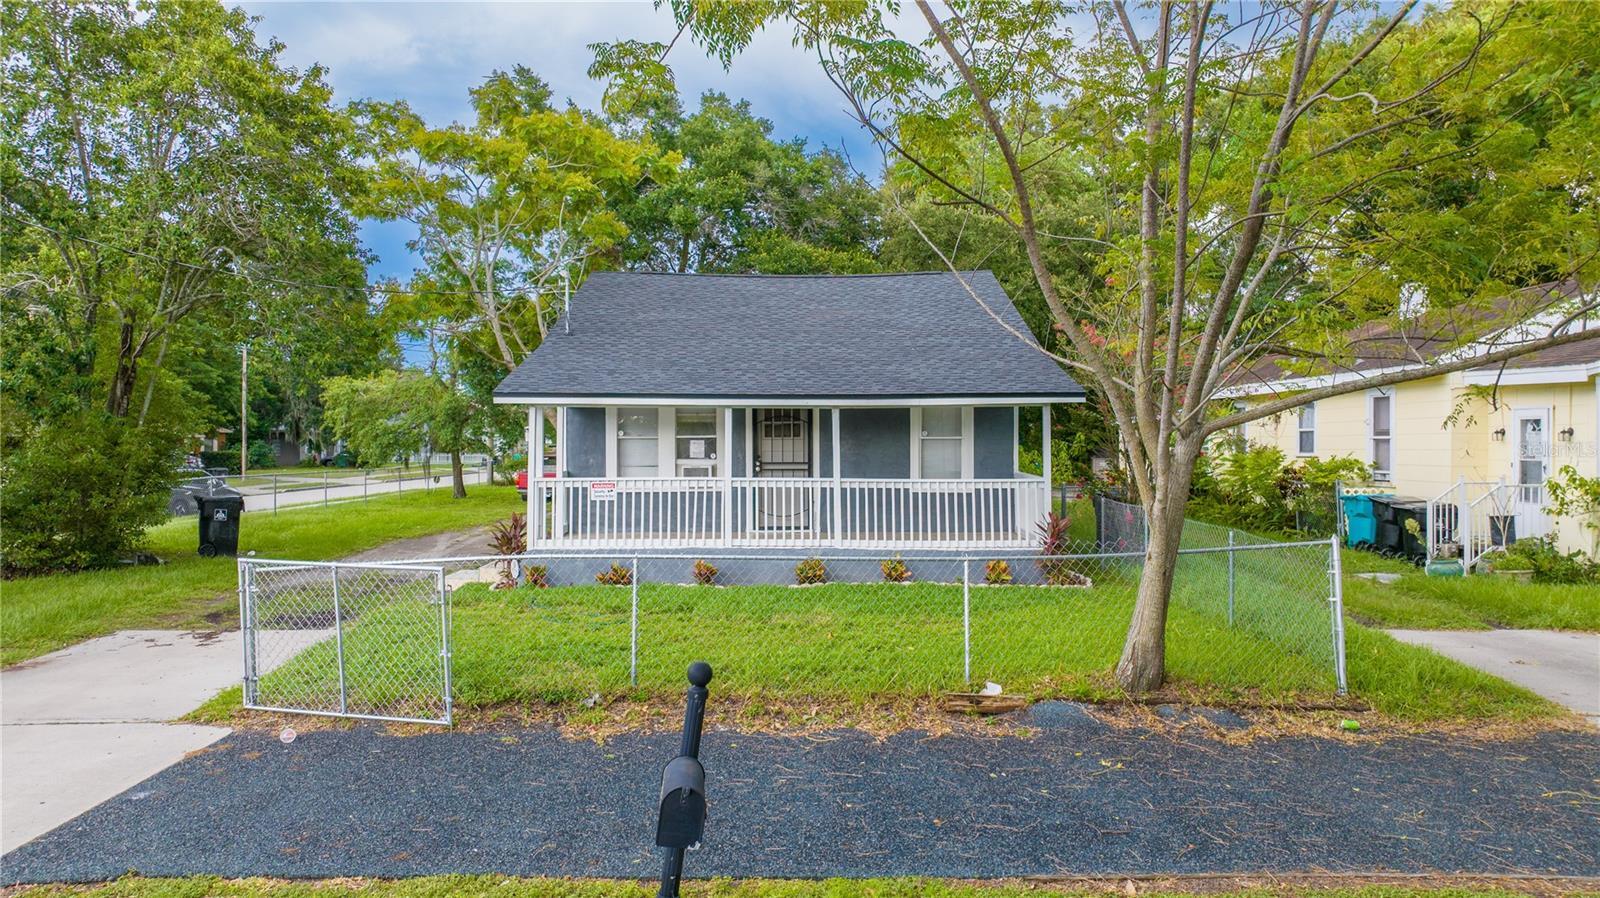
left=1221, top=283, right=1600, bottom=560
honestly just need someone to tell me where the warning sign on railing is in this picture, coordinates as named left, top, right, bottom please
left=590, top=480, right=617, bottom=500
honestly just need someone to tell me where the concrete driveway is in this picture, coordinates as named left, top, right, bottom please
left=0, top=629, right=325, bottom=853
left=1388, top=629, right=1600, bottom=726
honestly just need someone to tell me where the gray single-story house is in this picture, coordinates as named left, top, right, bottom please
left=492, top=270, right=1085, bottom=549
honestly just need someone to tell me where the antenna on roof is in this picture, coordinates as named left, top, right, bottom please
left=562, top=271, right=572, bottom=336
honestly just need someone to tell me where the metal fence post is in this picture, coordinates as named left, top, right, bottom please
left=439, top=568, right=452, bottom=725
left=332, top=566, right=348, bottom=714
left=238, top=559, right=254, bottom=705
left=1226, top=529, right=1236, bottom=627
left=630, top=556, right=640, bottom=686
left=961, top=559, right=972, bottom=684
left=272, top=475, right=278, bottom=515
left=1328, top=535, right=1349, bottom=695
left=323, top=470, right=329, bottom=507
left=363, top=469, right=368, bottom=502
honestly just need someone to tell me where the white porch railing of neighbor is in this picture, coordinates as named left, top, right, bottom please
left=1425, top=477, right=1551, bottom=571
left=528, top=476, right=1050, bottom=549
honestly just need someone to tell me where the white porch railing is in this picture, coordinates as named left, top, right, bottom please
left=528, top=476, right=1049, bottom=549
left=1425, top=478, right=1551, bottom=571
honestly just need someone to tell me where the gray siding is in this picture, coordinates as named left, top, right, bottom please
left=564, top=407, right=606, bottom=477
left=974, top=407, right=1017, bottom=479
left=730, top=408, right=748, bottom=477
left=562, top=404, right=1016, bottom=479
left=840, top=408, right=910, bottom=478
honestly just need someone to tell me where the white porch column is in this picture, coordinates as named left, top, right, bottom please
left=831, top=407, right=843, bottom=544
left=722, top=406, right=734, bottom=547
left=1036, top=404, right=1049, bottom=489
left=528, top=405, right=542, bottom=545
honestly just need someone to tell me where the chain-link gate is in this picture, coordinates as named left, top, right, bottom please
left=239, top=559, right=452, bottom=725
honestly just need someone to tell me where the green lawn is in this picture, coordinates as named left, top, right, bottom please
left=1340, top=550, right=1600, bottom=630
left=0, top=486, right=520, bottom=666
left=3, top=876, right=1574, bottom=898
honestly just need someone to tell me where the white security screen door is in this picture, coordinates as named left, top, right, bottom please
left=753, top=409, right=813, bottom=530
left=1511, top=408, right=1550, bottom=540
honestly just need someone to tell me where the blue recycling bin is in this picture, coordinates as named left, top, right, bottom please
left=1341, top=493, right=1378, bottom=548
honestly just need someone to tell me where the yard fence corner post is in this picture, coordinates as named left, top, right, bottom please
left=324, top=470, right=329, bottom=507
left=1328, top=534, right=1348, bottom=695
left=630, top=555, right=640, bottom=687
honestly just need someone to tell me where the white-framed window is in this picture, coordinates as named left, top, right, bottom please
left=1368, top=391, right=1392, bottom=480
left=1297, top=402, right=1316, bottom=455
left=912, top=406, right=972, bottom=479
left=617, top=408, right=660, bottom=477
left=674, top=407, right=718, bottom=477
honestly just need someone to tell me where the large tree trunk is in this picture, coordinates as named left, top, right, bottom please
left=450, top=448, right=466, bottom=499
left=1114, top=444, right=1201, bottom=693
left=105, top=321, right=139, bottom=418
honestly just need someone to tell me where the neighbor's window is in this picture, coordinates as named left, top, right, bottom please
left=1369, top=394, right=1392, bottom=480
left=1297, top=403, right=1317, bottom=455
left=617, top=409, right=659, bottom=477
left=674, top=408, right=717, bottom=477
left=919, top=407, right=963, bottom=479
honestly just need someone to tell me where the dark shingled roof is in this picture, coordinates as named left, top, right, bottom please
left=494, top=270, right=1085, bottom=402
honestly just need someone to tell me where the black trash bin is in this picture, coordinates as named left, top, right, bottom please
left=194, top=485, right=245, bottom=557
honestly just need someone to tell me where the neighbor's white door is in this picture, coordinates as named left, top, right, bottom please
left=1510, top=408, right=1551, bottom=541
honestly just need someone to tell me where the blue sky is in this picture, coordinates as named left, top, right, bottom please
left=241, top=1, right=915, bottom=283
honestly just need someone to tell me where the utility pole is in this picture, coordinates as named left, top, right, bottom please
left=240, top=344, right=249, bottom=476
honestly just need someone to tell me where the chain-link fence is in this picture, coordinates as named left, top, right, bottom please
left=239, top=526, right=1345, bottom=725
left=240, top=559, right=451, bottom=724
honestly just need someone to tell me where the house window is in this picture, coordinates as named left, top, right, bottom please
left=1369, top=393, right=1392, bottom=480
left=674, top=408, right=717, bottom=477
left=617, top=409, right=659, bottom=477
left=1297, top=403, right=1316, bottom=455
left=918, top=406, right=963, bottom=479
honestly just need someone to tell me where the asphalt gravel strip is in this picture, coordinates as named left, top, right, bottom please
left=4, top=705, right=1597, bottom=883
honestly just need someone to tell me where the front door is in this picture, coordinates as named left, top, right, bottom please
left=1511, top=408, right=1550, bottom=541
left=753, top=409, right=812, bottom=530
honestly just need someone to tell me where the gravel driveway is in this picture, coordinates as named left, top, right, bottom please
left=5, top=706, right=1597, bottom=883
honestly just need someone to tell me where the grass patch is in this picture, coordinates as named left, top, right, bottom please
left=1341, top=565, right=1600, bottom=631
left=0, top=487, right=520, bottom=666
left=6, top=876, right=1588, bottom=897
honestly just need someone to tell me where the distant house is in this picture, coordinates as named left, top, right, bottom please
left=493, top=271, right=1085, bottom=549
left=1220, top=281, right=1599, bottom=559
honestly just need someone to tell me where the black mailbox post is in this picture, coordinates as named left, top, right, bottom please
left=655, top=661, right=712, bottom=897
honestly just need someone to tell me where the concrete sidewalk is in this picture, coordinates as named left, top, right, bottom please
left=1387, top=629, right=1600, bottom=726
left=0, top=629, right=324, bottom=853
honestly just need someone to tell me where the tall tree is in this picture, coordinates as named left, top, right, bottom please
left=355, top=68, right=674, bottom=374
left=610, top=92, right=883, bottom=274
left=1, top=0, right=367, bottom=419
left=598, top=0, right=1600, bottom=692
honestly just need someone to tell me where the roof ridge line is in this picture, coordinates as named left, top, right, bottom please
left=590, top=270, right=994, bottom=280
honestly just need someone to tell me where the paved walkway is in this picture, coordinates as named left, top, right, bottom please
left=0, top=630, right=324, bottom=853
left=4, top=711, right=1597, bottom=882
left=0, top=526, right=492, bottom=854
left=1388, top=629, right=1600, bottom=727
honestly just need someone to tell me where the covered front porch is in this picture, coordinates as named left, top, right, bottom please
left=517, top=402, right=1060, bottom=550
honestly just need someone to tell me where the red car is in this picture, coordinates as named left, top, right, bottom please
left=514, top=469, right=555, bottom=499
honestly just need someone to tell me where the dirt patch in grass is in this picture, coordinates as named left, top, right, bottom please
left=206, top=689, right=1592, bottom=745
